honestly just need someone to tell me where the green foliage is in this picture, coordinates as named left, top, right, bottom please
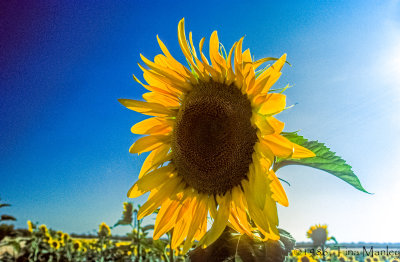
left=274, top=132, right=369, bottom=194
left=1, top=215, right=16, bottom=221
left=189, top=227, right=295, bottom=262
left=0, top=198, right=16, bottom=241
left=114, top=202, right=134, bottom=227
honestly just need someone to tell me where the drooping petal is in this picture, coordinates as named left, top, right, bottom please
left=268, top=170, right=289, bottom=207
left=183, top=195, right=209, bottom=253
left=242, top=179, right=272, bottom=236
left=199, top=193, right=231, bottom=248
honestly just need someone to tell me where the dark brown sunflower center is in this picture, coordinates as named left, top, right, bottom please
left=171, top=80, right=257, bottom=195
left=311, top=228, right=328, bottom=245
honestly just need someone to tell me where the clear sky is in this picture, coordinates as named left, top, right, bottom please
left=1, top=0, right=399, bottom=243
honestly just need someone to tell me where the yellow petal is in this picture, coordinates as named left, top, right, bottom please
left=140, top=64, right=188, bottom=94
left=138, top=144, right=171, bottom=178
left=261, top=135, right=293, bottom=158
left=140, top=54, right=190, bottom=91
left=118, top=99, right=175, bottom=117
left=129, top=134, right=170, bottom=154
left=253, top=114, right=275, bottom=136
left=230, top=187, right=254, bottom=236
left=225, top=42, right=237, bottom=84
left=142, top=92, right=180, bottom=108
left=242, top=179, right=271, bottom=234
left=198, top=37, right=220, bottom=80
left=257, top=93, right=286, bottom=115
left=153, top=197, right=183, bottom=240
left=262, top=195, right=279, bottom=235
left=209, top=31, right=227, bottom=79
left=137, top=177, right=183, bottom=220
left=127, top=165, right=175, bottom=198
left=171, top=198, right=194, bottom=249
left=292, top=143, right=316, bottom=158
left=254, top=141, right=275, bottom=164
left=250, top=154, right=269, bottom=209
left=156, top=35, right=193, bottom=79
left=266, top=117, right=285, bottom=134
left=200, top=193, right=231, bottom=248
left=268, top=170, right=289, bottom=207
left=132, top=73, right=178, bottom=99
left=251, top=54, right=286, bottom=95
left=177, top=18, right=201, bottom=77
left=182, top=195, right=209, bottom=253
left=188, top=32, right=206, bottom=80
left=131, top=117, right=174, bottom=135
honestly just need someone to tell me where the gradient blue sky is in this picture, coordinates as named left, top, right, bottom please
left=1, top=0, right=399, bottom=242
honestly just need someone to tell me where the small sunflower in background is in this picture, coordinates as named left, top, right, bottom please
left=55, top=230, right=63, bottom=239
left=307, top=224, right=330, bottom=247
left=61, top=232, right=70, bottom=243
left=98, top=222, right=111, bottom=237
left=43, top=232, right=51, bottom=243
left=49, top=238, right=60, bottom=250
left=297, top=253, right=316, bottom=262
left=72, top=240, right=82, bottom=251
left=120, top=18, right=315, bottom=251
left=337, top=254, right=348, bottom=262
left=27, top=220, right=34, bottom=233
left=38, top=224, right=48, bottom=234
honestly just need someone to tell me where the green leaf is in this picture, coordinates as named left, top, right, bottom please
left=0, top=215, right=16, bottom=221
left=274, top=132, right=370, bottom=194
left=141, top=224, right=154, bottom=232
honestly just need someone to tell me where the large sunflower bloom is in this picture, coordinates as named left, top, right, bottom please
left=119, top=18, right=315, bottom=252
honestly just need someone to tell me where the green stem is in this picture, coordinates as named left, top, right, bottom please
left=169, top=232, right=174, bottom=262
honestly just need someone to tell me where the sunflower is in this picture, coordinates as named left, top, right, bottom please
left=98, top=222, right=111, bottom=237
left=337, top=254, right=348, bottom=262
left=43, top=232, right=51, bottom=243
left=119, top=18, right=315, bottom=251
left=307, top=224, right=330, bottom=246
left=38, top=224, right=48, bottom=234
left=297, top=253, right=316, bottom=262
left=27, top=220, right=34, bottom=233
left=49, top=238, right=60, bottom=249
left=73, top=240, right=82, bottom=251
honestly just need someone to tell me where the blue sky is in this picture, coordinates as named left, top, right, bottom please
left=1, top=0, right=399, bottom=242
